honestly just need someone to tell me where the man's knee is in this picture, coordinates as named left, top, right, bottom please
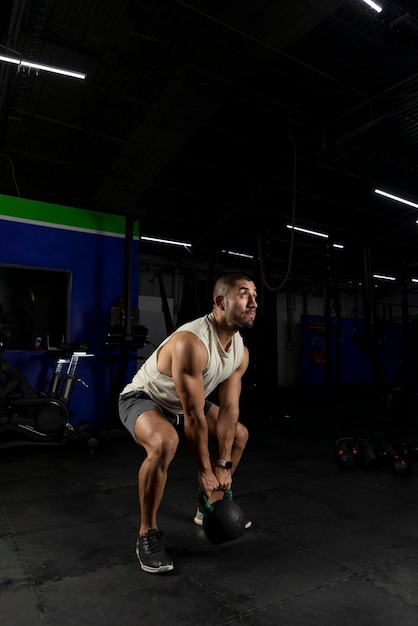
left=236, top=422, right=249, bottom=446
left=163, top=429, right=180, bottom=457
left=135, top=413, right=179, bottom=457
left=151, top=426, right=179, bottom=450
left=145, top=431, right=179, bottom=471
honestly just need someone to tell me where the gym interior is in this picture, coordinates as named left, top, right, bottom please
left=2, top=204, right=418, bottom=625
left=3, top=1, right=418, bottom=624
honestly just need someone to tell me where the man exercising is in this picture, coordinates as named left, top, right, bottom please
left=119, top=272, right=257, bottom=573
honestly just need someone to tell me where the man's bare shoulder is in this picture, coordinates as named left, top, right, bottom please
left=158, top=330, right=207, bottom=374
left=168, top=330, right=206, bottom=351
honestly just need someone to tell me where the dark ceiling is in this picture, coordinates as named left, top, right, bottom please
left=2, top=0, right=418, bottom=294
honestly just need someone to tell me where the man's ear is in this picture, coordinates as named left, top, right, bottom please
left=214, top=295, right=224, bottom=309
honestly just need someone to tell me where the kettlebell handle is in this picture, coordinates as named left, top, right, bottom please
left=198, top=489, right=234, bottom=511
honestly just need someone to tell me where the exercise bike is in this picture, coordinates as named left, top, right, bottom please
left=0, top=341, right=98, bottom=451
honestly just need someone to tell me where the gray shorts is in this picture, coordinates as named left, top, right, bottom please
left=118, top=390, right=213, bottom=441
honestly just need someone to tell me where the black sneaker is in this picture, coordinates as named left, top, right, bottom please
left=136, top=529, right=174, bottom=573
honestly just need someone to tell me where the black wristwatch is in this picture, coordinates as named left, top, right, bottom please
left=216, top=459, right=233, bottom=470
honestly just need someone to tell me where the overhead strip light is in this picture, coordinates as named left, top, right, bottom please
left=286, top=224, right=328, bottom=239
left=360, top=0, right=383, bottom=13
left=373, top=274, right=396, bottom=281
left=140, top=235, right=191, bottom=248
left=0, top=54, right=86, bottom=80
left=286, top=225, right=344, bottom=249
left=222, top=249, right=254, bottom=259
left=374, top=188, right=418, bottom=209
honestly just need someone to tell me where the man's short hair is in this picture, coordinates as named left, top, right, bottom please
left=213, top=272, right=254, bottom=298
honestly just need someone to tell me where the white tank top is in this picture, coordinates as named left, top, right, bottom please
left=121, top=312, right=245, bottom=414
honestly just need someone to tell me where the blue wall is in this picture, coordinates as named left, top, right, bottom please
left=301, top=314, right=411, bottom=388
left=1, top=215, right=139, bottom=430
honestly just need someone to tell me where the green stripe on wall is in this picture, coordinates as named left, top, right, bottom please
left=0, top=194, right=139, bottom=236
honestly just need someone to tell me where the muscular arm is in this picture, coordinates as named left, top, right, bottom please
left=169, top=332, right=219, bottom=495
left=216, top=346, right=249, bottom=463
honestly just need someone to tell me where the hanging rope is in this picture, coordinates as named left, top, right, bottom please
left=258, top=134, right=298, bottom=292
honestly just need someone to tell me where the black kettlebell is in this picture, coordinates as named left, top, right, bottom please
left=199, top=490, right=245, bottom=544
left=335, top=437, right=359, bottom=468
left=391, top=442, right=413, bottom=477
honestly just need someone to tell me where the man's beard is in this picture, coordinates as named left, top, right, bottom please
left=235, top=312, right=255, bottom=329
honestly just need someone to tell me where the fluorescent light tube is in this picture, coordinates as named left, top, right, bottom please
left=375, top=188, right=418, bottom=209
left=286, top=224, right=328, bottom=239
left=360, top=0, right=383, bottom=13
left=222, top=249, right=254, bottom=259
left=0, top=54, right=86, bottom=79
left=373, top=274, right=396, bottom=281
left=141, top=235, right=191, bottom=248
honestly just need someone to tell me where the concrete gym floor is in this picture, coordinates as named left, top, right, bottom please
left=2, top=387, right=418, bottom=626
